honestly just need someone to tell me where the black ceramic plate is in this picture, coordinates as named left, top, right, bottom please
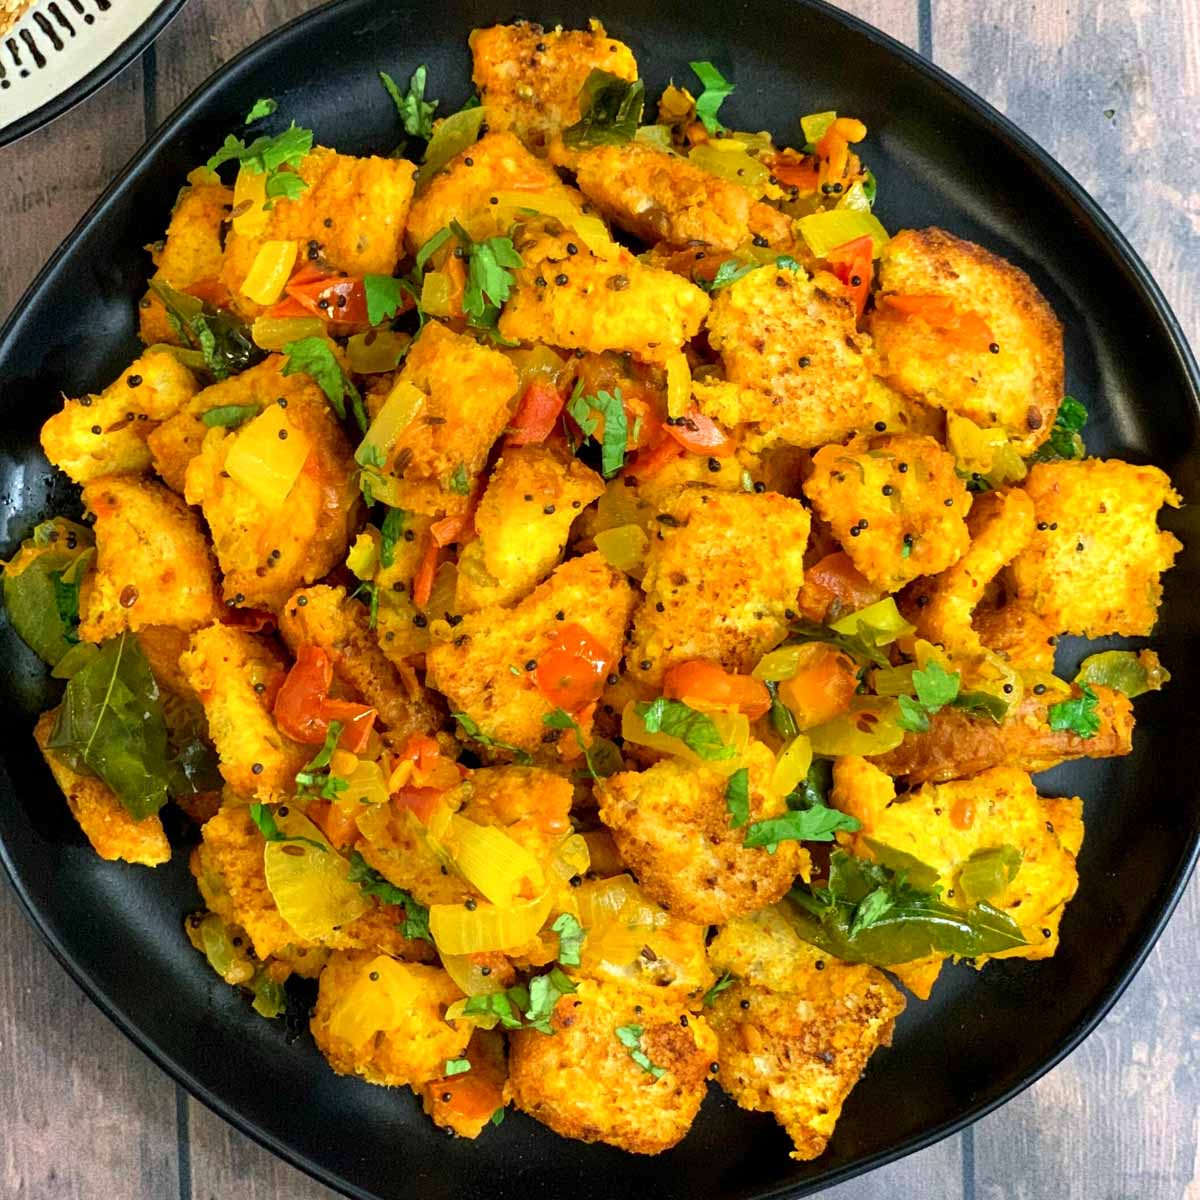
left=0, top=1, right=1197, bottom=1196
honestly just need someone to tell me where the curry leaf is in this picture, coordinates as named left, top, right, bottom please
left=562, top=70, right=645, bottom=148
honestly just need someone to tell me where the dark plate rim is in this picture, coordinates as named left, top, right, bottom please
left=0, top=0, right=187, bottom=151
left=1, top=0, right=1197, bottom=1196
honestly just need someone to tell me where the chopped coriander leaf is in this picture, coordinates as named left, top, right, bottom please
left=206, top=121, right=313, bottom=174
left=380, top=66, right=439, bottom=141
left=724, top=767, right=750, bottom=829
left=363, top=274, right=406, bottom=325
left=635, top=697, right=734, bottom=760
left=453, top=223, right=523, bottom=321
left=615, top=1024, right=666, bottom=1079
left=444, top=1058, right=472, bottom=1077
left=949, top=690, right=1011, bottom=723
left=449, top=463, right=471, bottom=495
left=244, top=98, right=278, bottom=124
left=414, top=227, right=453, bottom=272
left=543, top=708, right=614, bottom=779
left=264, top=171, right=307, bottom=206
left=562, top=70, right=646, bottom=148
left=567, top=386, right=628, bottom=477
left=282, top=336, right=366, bottom=431
left=490, top=1108, right=506, bottom=1126
left=743, top=804, right=860, bottom=853
left=775, top=255, right=801, bottom=272
left=912, top=661, right=961, bottom=710
left=701, top=971, right=734, bottom=1007
left=247, top=803, right=326, bottom=851
left=689, top=61, right=735, bottom=134
left=378, top=507, right=407, bottom=569
left=524, top=967, right=577, bottom=1033
left=1029, top=395, right=1087, bottom=462
left=1047, top=682, right=1100, bottom=739
left=551, top=912, right=585, bottom=967
left=301, top=721, right=343, bottom=773
left=464, top=991, right=524, bottom=1030
left=346, top=851, right=433, bottom=942
left=454, top=711, right=534, bottom=764
left=704, top=258, right=757, bottom=292
left=896, top=695, right=931, bottom=733
left=201, top=404, right=258, bottom=429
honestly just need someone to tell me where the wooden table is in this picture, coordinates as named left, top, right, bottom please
left=1, top=1, right=1196, bottom=1196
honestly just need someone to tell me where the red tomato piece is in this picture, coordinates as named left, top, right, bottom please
left=273, top=645, right=334, bottom=744
left=508, top=379, right=566, bottom=446
left=412, top=535, right=439, bottom=609
left=536, top=622, right=611, bottom=712
left=664, top=410, right=735, bottom=457
left=825, top=234, right=874, bottom=317
left=876, top=292, right=995, bottom=353
left=393, top=786, right=446, bottom=825
left=321, top=699, right=378, bottom=754
left=662, top=659, right=771, bottom=719
left=285, top=274, right=370, bottom=325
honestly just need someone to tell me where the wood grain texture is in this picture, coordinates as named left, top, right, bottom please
left=0, top=0, right=1195, bottom=1197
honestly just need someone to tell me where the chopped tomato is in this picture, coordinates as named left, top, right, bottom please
left=393, top=786, right=446, bottom=825
left=412, top=535, right=440, bottom=609
left=777, top=644, right=858, bottom=729
left=431, top=514, right=469, bottom=547
left=664, top=410, right=735, bottom=457
left=769, top=157, right=820, bottom=192
left=305, top=799, right=358, bottom=848
left=662, top=660, right=771, bottom=720
left=263, top=294, right=314, bottom=319
left=876, top=293, right=995, bottom=353
left=273, top=645, right=377, bottom=749
left=536, top=623, right=611, bottom=711
left=285, top=274, right=370, bottom=325
left=797, top=551, right=885, bottom=623
left=825, top=235, right=873, bottom=317
left=508, top=379, right=566, bottom=445
left=397, top=732, right=444, bottom=773
left=625, top=433, right=684, bottom=478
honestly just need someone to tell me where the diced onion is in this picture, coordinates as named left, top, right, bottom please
left=232, top=166, right=269, bottom=238
left=806, top=700, right=904, bottom=757
left=335, top=758, right=391, bottom=810
left=251, top=316, right=324, bottom=351
left=798, top=208, right=890, bottom=258
left=491, top=189, right=614, bottom=254
left=358, top=380, right=425, bottom=465
left=240, top=240, right=298, bottom=305
left=550, top=833, right=591, bottom=883
left=261, top=809, right=371, bottom=940
left=595, top=524, right=649, bottom=577
left=771, top=735, right=813, bottom=797
left=445, top=814, right=545, bottom=907
left=420, top=270, right=455, bottom=317
left=441, top=953, right=508, bottom=998
left=801, top=111, right=837, bottom=144
left=346, top=529, right=379, bottom=580
left=429, top=890, right=552, bottom=955
left=665, top=351, right=692, bottom=419
left=326, top=955, right=424, bottom=1049
left=225, top=404, right=311, bottom=509
left=346, top=330, right=411, bottom=374
left=946, top=414, right=1027, bottom=487
left=830, top=597, right=914, bottom=644
left=752, top=643, right=834, bottom=683
left=688, top=142, right=770, bottom=193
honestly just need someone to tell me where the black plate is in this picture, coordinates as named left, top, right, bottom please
left=1, top=1, right=1197, bottom=1196
left=0, top=0, right=186, bottom=151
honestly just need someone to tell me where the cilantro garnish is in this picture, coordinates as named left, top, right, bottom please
left=896, top=660, right=962, bottom=733
left=689, top=61, right=735, bottom=134
left=247, top=803, right=326, bottom=851
left=378, top=507, right=407, bottom=569
left=635, top=697, right=734, bottom=760
left=1047, top=681, right=1100, bottom=739
left=562, top=70, right=645, bottom=149
left=543, top=708, right=616, bottom=780
left=363, top=275, right=406, bottom=326
left=448, top=463, right=471, bottom=495
left=414, top=227, right=453, bottom=272
left=201, top=404, right=257, bottom=429
left=443, top=1058, right=471, bottom=1077
left=206, top=121, right=312, bottom=209
left=743, top=805, right=861, bottom=854
left=294, top=721, right=351, bottom=800
left=775, top=255, right=801, bottom=272
left=703, top=258, right=757, bottom=292
left=282, top=336, right=366, bottom=432
left=380, top=66, right=439, bottom=144
left=490, top=1108, right=505, bottom=1126
left=346, top=851, right=433, bottom=942
left=524, top=967, right=577, bottom=1033
left=551, top=912, right=585, bottom=967
left=567, top=384, right=628, bottom=477
left=450, top=221, right=524, bottom=322
left=244, top=98, right=277, bottom=124
left=701, top=971, right=735, bottom=1007
left=1029, top=395, right=1087, bottom=463
left=615, top=1024, right=666, bottom=1079
left=464, top=990, right=524, bottom=1030
left=453, top=711, right=533, bottom=765
left=724, top=767, right=750, bottom=829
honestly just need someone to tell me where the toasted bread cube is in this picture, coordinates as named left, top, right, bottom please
left=311, top=951, right=469, bottom=1087
left=372, top=512, right=438, bottom=668
left=573, top=142, right=794, bottom=251
left=971, top=598, right=1058, bottom=671
left=40, top=350, right=199, bottom=485
left=456, top=444, right=604, bottom=612
left=904, top=486, right=1035, bottom=657
left=1008, top=459, right=1181, bottom=637
left=376, top=322, right=520, bottom=518
left=183, top=377, right=360, bottom=612
left=277, top=584, right=444, bottom=746
left=803, top=434, right=971, bottom=590
left=469, top=20, right=638, bottom=153
left=867, top=227, right=1064, bottom=454
left=221, top=148, right=416, bottom=317
left=406, top=131, right=585, bottom=250
left=598, top=741, right=808, bottom=924
left=707, top=907, right=904, bottom=1161
left=833, top=757, right=1084, bottom=964
left=179, top=625, right=308, bottom=802
left=462, top=765, right=573, bottom=863
left=499, top=224, right=710, bottom=363
left=420, top=1029, right=508, bottom=1139
left=139, top=174, right=235, bottom=345
left=77, top=476, right=222, bottom=642
left=148, top=355, right=317, bottom=493
left=627, top=488, right=809, bottom=687
left=426, top=552, right=636, bottom=759
left=506, top=976, right=717, bottom=1154
left=33, top=710, right=171, bottom=867
left=695, top=265, right=873, bottom=449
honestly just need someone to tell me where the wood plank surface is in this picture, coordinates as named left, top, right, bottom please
left=0, top=1, right=1195, bottom=1197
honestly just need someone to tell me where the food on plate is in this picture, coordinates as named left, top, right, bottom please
left=3, top=18, right=1181, bottom=1163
